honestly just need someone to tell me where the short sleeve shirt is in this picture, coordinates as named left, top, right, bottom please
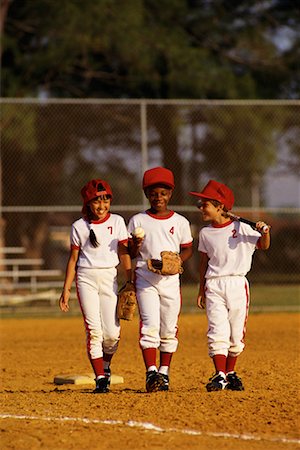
left=71, top=213, right=128, bottom=268
left=198, top=220, right=261, bottom=277
left=128, top=210, right=193, bottom=269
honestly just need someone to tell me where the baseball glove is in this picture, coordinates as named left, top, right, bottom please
left=147, top=251, right=183, bottom=275
left=117, top=282, right=137, bottom=321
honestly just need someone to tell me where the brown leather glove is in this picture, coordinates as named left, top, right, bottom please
left=117, top=282, right=137, bottom=320
left=147, top=251, right=183, bottom=275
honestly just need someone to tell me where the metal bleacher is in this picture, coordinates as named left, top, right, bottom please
left=0, top=247, right=63, bottom=307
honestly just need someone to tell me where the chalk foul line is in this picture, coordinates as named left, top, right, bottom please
left=0, top=413, right=299, bottom=445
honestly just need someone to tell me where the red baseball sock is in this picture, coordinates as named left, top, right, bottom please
left=213, top=354, right=226, bottom=373
left=90, top=357, right=104, bottom=377
left=226, top=355, right=237, bottom=373
left=160, top=351, right=173, bottom=367
left=142, top=348, right=157, bottom=370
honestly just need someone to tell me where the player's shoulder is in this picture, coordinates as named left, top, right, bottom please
left=199, top=223, right=214, bottom=234
left=129, top=211, right=147, bottom=222
left=173, top=211, right=190, bottom=222
left=72, top=216, right=86, bottom=227
left=109, top=213, right=127, bottom=225
left=173, top=211, right=188, bottom=220
left=238, top=221, right=260, bottom=236
left=110, top=212, right=125, bottom=220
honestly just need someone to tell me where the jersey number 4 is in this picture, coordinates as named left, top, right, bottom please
left=169, top=226, right=174, bottom=235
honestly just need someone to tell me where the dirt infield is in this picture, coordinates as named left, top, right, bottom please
left=1, top=312, right=299, bottom=450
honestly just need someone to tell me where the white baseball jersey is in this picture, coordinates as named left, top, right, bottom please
left=198, top=220, right=261, bottom=278
left=71, top=213, right=128, bottom=268
left=128, top=210, right=193, bottom=271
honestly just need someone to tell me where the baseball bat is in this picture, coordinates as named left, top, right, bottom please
left=223, top=211, right=270, bottom=233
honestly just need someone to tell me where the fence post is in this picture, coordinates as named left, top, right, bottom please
left=141, top=100, right=148, bottom=209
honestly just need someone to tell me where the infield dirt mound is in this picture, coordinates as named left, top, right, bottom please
left=0, top=312, right=299, bottom=450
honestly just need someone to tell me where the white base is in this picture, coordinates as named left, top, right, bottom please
left=54, top=373, right=124, bottom=385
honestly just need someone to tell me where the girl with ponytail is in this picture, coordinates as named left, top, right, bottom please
left=59, top=179, right=133, bottom=393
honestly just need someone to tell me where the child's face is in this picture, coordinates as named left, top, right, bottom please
left=89, top=195, right=111, bottom=220
left=146, top=186, right=172, bottom=213
left=198, top=199, right=223, bottom=222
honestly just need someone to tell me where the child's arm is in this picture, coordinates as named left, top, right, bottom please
left=256, top=221, right=271, bottom=250
left=128, top=235, right=144, bottom=259
left=197, top=251, right=209, bottom=309
left=59, top=248, right=79, bottom=312
left=179, top=246, right=193, bottom=263
left=118, top=242, right=133, bottom=283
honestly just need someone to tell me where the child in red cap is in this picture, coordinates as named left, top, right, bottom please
left=128, top=167, right=193, bottom=392
left=190, top=180, right=270, bottom=392
left=59, top=179, right=133, bottom=393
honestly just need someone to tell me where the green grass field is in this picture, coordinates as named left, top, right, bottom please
left=181, top=283, right=300, bottom=312
left=0, top=283, right=299, bottom=318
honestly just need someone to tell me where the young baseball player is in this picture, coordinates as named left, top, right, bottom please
left=128, top=167, right=193, bottom=392
left=190, top=180, right=270, bottom=392
left=59, top=179, right=133, bottom=393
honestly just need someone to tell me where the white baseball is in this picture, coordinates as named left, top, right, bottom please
left=132, top=227, right=145, bottom=239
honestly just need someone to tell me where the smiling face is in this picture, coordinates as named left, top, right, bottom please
left=146, top=185, right=173, bottom=215
left=197, top=199, right=224, bottom=223
left=88, top=195, right=111, bottom=220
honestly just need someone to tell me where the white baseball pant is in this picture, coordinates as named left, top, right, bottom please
left=135, top=268, right=181, bottom=353
left=76, top=267, right=120, bottom=360
left=205, top=276, right=250, bottom=357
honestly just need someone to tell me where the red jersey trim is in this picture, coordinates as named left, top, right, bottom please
left=119, top=238, right=128, bottom=245
left=146, top=210, right=175, bottom=220
left=91, top=213, right=111, bottom=224
left=71, top=244, right=80, bottom=250
left=212, top=220, right=233, bottom=228
left=180, top=242, right=193, bottom=248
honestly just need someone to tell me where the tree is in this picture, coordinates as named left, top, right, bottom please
left=1, top=0, right=299, bottom=259
left=2, top=0, right=299, bottom=99
left=189, top=105, right=278, bottom=206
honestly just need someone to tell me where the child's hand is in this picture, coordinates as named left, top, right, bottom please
left=256, top=222, right=271, bottom=250
left=197, top=294, right=206, bottom=309
left=59, top=291, right=70, bottom=312
left=132, top=236, right=144, bottom=248
left=131, top=227, right=145, bottom=248
left=256, top=221, right=270, bottom=234
left=128, top=235, right=144, bottom=259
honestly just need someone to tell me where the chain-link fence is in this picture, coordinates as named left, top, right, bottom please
left=1, top=99, right=300, bottom=292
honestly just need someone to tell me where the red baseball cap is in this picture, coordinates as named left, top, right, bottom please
left=189, top=180, right=234, bottom=210
left=143, top=167, right=175, bottom=190
left=81, top=179, right=113, bottom=215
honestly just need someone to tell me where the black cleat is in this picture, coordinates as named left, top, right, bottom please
left=206, top=372, right=228, bottom=392
left=225, top=372, right=244, bottom=391
left=94, top=376, right=109, bottom=393
left=158, top=374, right=169, bottom=391
left=104, top=367, right=111, bottom=387
left=146, top=370, right=165, bottom=393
